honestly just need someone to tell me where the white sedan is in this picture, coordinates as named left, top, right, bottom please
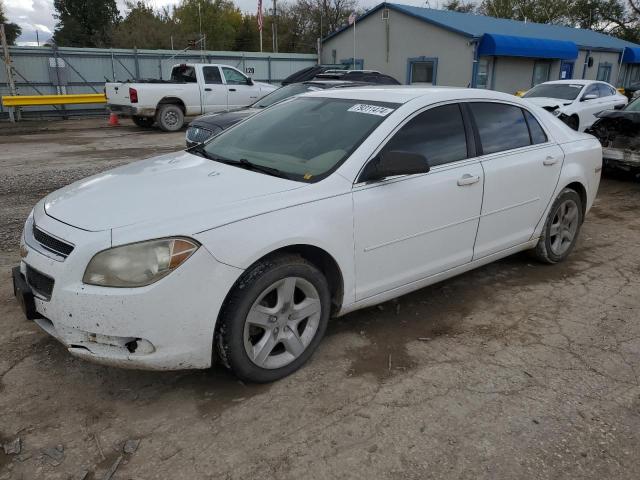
left=522, top=79, right=627, bottom=131
left=13, top=87, right=602, bottom=382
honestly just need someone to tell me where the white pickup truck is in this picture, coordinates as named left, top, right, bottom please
left=105, top=63, right=276, bottom=131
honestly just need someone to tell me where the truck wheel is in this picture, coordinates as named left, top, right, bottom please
left=156, top=104, right=184, bottom=132
left=215, top=254, right=331, bottom=383
left=132, top=116, right=154, bottom=128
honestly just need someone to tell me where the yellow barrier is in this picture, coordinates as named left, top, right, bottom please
left=1, top=93, right=106, bottom=107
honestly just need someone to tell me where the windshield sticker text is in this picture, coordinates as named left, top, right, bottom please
left=347, top=104, right=394, bottom=117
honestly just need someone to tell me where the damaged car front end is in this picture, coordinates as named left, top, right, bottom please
left=586, top=98, right=640, bottom=177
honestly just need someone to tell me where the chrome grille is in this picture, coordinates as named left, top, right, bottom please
left=186, top=126, right=214, bottom=144
left=26, top=265, right=54, bottom=300
left=32, top=224, right=74, bottom=258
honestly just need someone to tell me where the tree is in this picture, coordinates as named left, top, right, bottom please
left=112, top=2, right=183, bottom=49
left=172, top=0, right=243, bottom=51
left=52, top=0, right=120, bottom=47
left=0, top=0, right=22, bottom=45
left=442, top=0, right=476, bottom=13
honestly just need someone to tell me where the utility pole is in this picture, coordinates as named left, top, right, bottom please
left=272, top=0, right=278, bottom=53
left=1, top=24, right=20, bottom=122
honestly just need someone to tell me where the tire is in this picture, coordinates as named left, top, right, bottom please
left=155, top=104, right=184, bottom=132
left=565, top=115, right=579, bottom=131
left=533, top=188, right=583, bottom=264
left=215, top=254, right=331, bottom=383
left=132, top=116, right=154, bottom=128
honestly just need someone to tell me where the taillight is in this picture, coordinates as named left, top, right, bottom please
left=129, top=87, right=138, bottom=103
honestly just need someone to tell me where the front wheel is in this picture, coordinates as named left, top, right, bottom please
left=533, top=188, right=583, bottom=264
left=215, top=254, right=331, bottom=383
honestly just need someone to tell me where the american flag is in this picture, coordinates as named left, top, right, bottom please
left=348, top=12, right=356, bottom=25
left=257, top=0, right=264, bottom=31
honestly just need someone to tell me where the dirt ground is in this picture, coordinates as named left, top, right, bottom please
left=1, top=118, right=639, bottom=480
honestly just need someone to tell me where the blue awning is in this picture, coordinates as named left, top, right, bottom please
left=623, top=47, right=640, bottom=63
left=478, top=34, right=578, bottom=60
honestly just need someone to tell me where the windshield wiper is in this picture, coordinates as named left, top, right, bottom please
left=190, top=147, right=291, bottom=179
left=230, top=158, right=291, bottom=179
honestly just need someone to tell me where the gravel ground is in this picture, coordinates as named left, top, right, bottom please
left=0, top=118, right=639, bottom=479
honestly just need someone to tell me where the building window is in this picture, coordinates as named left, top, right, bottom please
left=331, top=49, right=337, bottom=64
left=532, top=61, right=551, bottom=86
left=597, top=63, right=612, bottom=82
left=476, top=58, right=491, bottom=89
left=407, top=57, right=438, bottom=85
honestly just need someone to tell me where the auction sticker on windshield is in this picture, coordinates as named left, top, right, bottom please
left=347, top=104, right=395, bottom=116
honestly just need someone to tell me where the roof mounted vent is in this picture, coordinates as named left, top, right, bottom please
left=382, top=8, right=389, bottom=20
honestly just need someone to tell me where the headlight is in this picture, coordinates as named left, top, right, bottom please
left=83, top=237, right=199, bottom=287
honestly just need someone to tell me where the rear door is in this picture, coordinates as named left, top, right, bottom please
left=352, top=103, right=484, bottom=300
left=222, top=67, right=258, bottom=108
left=201, top=66, right=228, bottom=113
left=469, top=102, right=564, bottom=258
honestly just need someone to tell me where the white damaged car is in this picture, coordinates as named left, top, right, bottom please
left=13, top=87, right=602, bottom=382
left=523, top=79, right=627, bottom=131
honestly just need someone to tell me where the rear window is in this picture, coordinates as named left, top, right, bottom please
left=523, top=110, right=548, bottom=145
left=470, top=102, right=531, bottom=155
left=171, top=66, right=197, bottom=83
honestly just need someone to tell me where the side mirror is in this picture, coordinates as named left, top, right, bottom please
left=359, top=150, right=430, bottom=183
left=614, top=103, right=625, bottom=110
left=582, top=93, right=598, bottom=101
left=246, top=77, right=254, bottom=86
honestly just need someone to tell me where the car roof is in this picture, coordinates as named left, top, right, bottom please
left=300, top=86, right=523, bottom=105
left=540, top=80, right=599, bottom=86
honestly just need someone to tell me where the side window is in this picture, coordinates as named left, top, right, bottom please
left=582, top=84, right=600, bottom=99
left=523, top=109, right=548, bottom=145
left=597, top=83, right=613, bottom=97
left=469, top=102, right=531, bottom=155
left=203, top=67, right=222, bottom=84
left=383, top=104, right=467, bottom=167
left=223, top=67, right=248, bottom=85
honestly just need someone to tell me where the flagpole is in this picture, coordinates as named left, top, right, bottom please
left=260, top=29, right=263, bottom=53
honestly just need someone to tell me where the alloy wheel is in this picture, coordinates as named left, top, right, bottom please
left=243, top=276, right=322, bottom=369
left=549, top=199, right=579, bottom=256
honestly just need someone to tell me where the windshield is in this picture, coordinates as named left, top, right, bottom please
left=523, top=83, right=584, bottom=100
left=202, top=97, right=398, bottom=182
left=252, top=83, right=324, bottom=108
left=625, top=98, right=640, bottom=112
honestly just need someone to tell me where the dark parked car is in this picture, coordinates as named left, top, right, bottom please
left=280, top=64, right=348, bottom=85
left=186, top=80, right=373, bottom=147
left=313, top=69, right=401, bottom=85
left=586, top=97, right=640, bottom=176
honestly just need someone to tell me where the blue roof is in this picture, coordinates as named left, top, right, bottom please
left=324, top=2, right=640, bottom=53
left=478, top=34, right=578, bottom=60
left=623, top=47, right=640, bottom=63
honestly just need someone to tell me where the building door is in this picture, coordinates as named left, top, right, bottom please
left=408, top=58, right=437, bottom=85
left=560, top=62, right=574, bottom=80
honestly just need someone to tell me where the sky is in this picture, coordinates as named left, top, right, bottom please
left=4, top=0, right=406, bottom=46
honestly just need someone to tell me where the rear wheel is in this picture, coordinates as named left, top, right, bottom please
left=533, top=188, right=583, bottom=264
left=215, top=254, right=331, bottom=383
left=156, top=104, right=184, bottom=131
left=132, top=116, right=154, bottom=128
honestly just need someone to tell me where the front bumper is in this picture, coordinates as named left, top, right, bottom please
left=16, top=206, right=243, bottom=370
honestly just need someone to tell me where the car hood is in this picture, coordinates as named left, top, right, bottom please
left=191, top=108, right=259, bottom=129
left=43, top=151, right=303, bottom=232
left=524, top=97, right=573, bottom=109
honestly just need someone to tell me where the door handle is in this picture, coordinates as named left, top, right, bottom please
left=457, top=174, right=480, bottom=186
left=204, top=88, right=212, bottom=92
left=229, top=88, right=236, bottom=92
left=543, top=156, right=559, bottom=166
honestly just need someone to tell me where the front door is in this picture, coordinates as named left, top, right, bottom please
left=201, top=66, right=228, bottom=113
left=468, top=102, right=564, bottom=258
left=352, top=103, right=483, bottom=300
left=409, top=59, right=437, bottom=86
left=222, top=67, right=258, bottom=109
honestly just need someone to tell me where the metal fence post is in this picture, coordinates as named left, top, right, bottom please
left=53, top=45, right=68, bottom=119
left=268, top=56, right=272, bottom=83
left=110, top=50, right=116, bottom=81
left=134, top=47, right=140, bottom=81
